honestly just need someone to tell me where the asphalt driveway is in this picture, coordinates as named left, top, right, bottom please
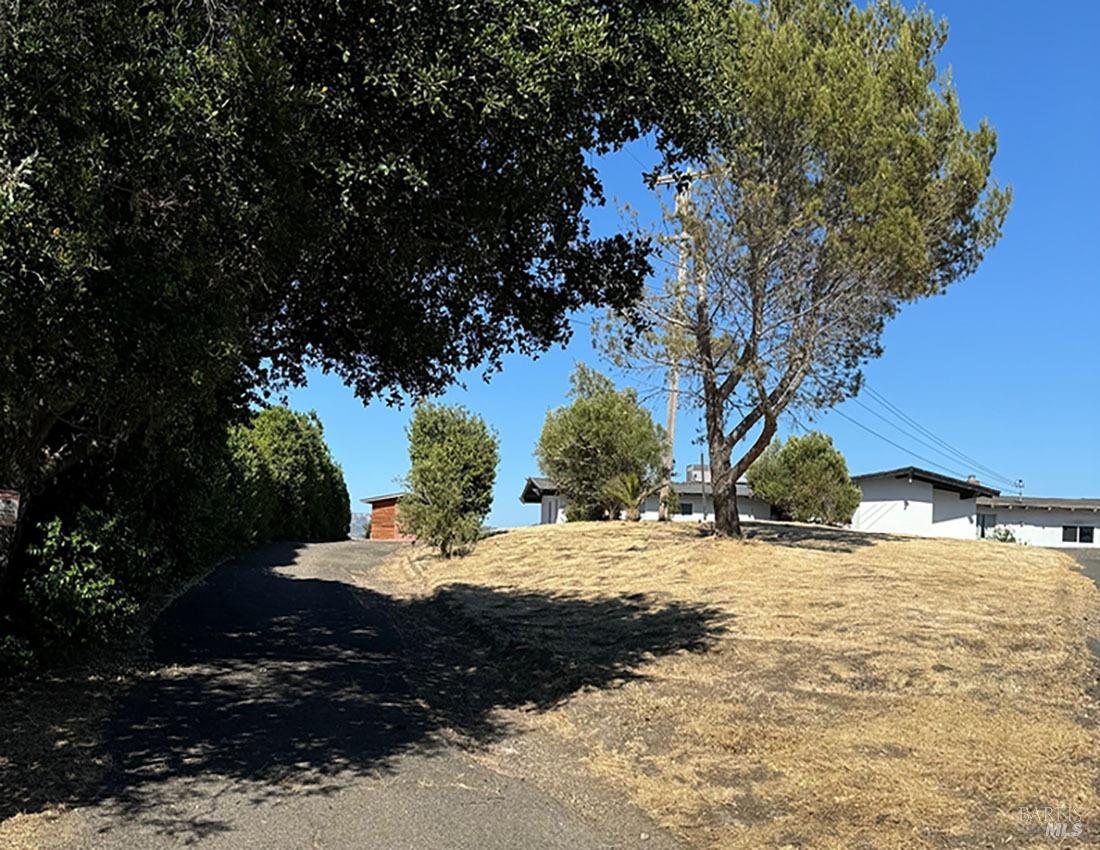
left=1066, top=547, right=1100, bottom=589
left=37, top=541, right=678, bottom=850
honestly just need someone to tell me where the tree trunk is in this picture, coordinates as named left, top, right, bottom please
left=657, top=363, right=678, bottom=522
left=708, top=446, right=741, bottom=538
left=0, top=487, right=30, bottom=607
left=699, top=333, right=742, bottom=537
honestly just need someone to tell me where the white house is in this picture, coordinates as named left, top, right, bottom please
left=522, top=462, right=1099, bottom=548
left=850, top=466, right=1099, bottom=548
left=520, top=477, right=566, bottom=524
left=974, top=495, right=1100, bottom=548
left=520, top=464, right=774, bottom=524
left=849, top=466, right=999, bottom=540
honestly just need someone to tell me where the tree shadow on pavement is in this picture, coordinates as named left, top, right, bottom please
left=1, top=542, right=725, bottom=843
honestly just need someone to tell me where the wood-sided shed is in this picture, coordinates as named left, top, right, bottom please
left=361, top=493, right=415, bottom=541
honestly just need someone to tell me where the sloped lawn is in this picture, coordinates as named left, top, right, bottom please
left=380, top=521, right=1100, bottom=849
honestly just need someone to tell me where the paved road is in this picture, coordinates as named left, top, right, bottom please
left=1064, top=549, right=1100, bottom=666
left=51, top=542, right=674, bottom=850
left=1066, top=548, right=1100, bottom=589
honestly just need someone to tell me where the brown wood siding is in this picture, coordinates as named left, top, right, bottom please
left=368, top=498, right=415, bottom=541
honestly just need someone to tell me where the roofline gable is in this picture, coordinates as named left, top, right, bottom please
left=852, top=466, right=1000, bottom=499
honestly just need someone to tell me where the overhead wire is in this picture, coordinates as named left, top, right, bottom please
left=829, top=408, right=975, bottom=480
left=861, top=384, right=1018, bottom=487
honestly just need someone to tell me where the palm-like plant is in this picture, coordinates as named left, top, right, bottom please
left=603, top=472, right=648, bottom=521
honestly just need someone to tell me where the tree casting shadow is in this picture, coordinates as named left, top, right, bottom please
left=1, top=543, right=725, bottom=842
left=743, top=520, right=879, bottom=552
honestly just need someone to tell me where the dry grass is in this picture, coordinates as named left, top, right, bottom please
left=379, top=521, right=1100, bottom=849
left=0, top=673, right=120, bottom=850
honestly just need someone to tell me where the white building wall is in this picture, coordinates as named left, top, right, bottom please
left=635, top=492, right=772, bottom=523
left=986, top=507, right=1100, bottom=548
left=540, top=495, right=567, bottom=524
left=850, top=476, right=934, bottom=536
left=738, top=496, right=774, bottom=520
left=931, top=488, right=979, bottom=540
left=640, top=493, right=713, bottom=522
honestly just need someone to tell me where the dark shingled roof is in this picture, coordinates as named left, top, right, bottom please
left=520, top=477, right=557, bottom=503
left=977, top=495, right=1100, bottom=512
left=852, top=466, right=1000, bottom=499
left=520, top=476, right=762, bottom=503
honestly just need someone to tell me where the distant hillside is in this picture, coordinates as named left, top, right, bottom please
left=349, top=512, right=370, bottom=539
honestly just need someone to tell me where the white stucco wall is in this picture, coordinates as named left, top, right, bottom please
left=640, top=493, right=711, bottom=522
left=540, top=494, right=567, bottom=524
left=638, top=492, right=772, bottom=522
left=850, top=476, right=934, bottom=536
left=984, top=506, right=1100, bottom=548
left=931, top=488, right=979, bottom=540
left=536, top=486, right=772, bottom=525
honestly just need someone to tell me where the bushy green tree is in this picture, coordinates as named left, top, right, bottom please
left=747, top=433, right=861, bottom=525
left=536, top=366, right=665, bottom=520
left=0, top=0, right=686, bottom=591
left=237, top=407, right=351, bottom=543
left=401, top=404, right=499, bottom=557
left=0, top=1, right=308, bottom=596
left=1, top=406, right=347, bottom=671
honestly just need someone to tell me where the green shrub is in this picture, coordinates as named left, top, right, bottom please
left=536, top=365, right=665, bottom=520
left=401, top=403, right=499, bottom=557
left=1, top=404, right=349, bottom=673
left=225, top=424, right=279, bottom=545
left=0, top=632, right=35, bottom=673
left=747, top=432, right=861, bottom=525
left=21, top=512, right=141, bottom=654
left=242, top=407, right=350, bottom=542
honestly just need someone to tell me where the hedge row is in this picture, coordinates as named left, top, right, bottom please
left=0, top=406, right=349, bottom=672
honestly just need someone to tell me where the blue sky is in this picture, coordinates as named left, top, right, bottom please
left=287, top=0, right=1100, bottom=528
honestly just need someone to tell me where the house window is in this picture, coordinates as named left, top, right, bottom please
left=977, top=513, right=997, bottom=539
left=1064, top=526, right=1095, bottom=544
left=679, top=502, right=694, bottom=515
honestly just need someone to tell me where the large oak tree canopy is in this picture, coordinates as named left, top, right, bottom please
left=252, top=0, right=669, bottom=401
left=0, top=0, right=685, bottom=591
left=0, top=0, right=674, bottom=472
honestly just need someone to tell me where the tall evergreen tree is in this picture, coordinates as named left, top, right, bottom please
left=603, top=0, right=1009, bottom=536
left=401, top=404, right=499, bottom=557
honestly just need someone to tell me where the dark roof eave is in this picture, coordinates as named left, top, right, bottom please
left=853, top=466, right=1000, bottom=498
left=520, top=477, right=557, bottom=503
left=977, top=496, right=1100, bottom=512
left=361, top=492, right=406, bottom=504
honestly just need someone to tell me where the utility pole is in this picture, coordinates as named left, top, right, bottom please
left=654, top=172, right=691, bottom=521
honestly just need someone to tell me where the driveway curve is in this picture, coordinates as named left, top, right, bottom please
left=46, top=541, right=679, bottom=850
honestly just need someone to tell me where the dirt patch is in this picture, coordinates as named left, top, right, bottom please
left=379, top=521, right=1100, bottom=849
left=0, top=668, right=128, bottom=847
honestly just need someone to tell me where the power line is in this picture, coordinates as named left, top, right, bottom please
left=830, top=408, right=974, bottom=481
left=861, top=384, right=1017, bottom=487
left=849, top=397, right=1016, bottom=488
left=796, top=406, right=980, bottom=481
